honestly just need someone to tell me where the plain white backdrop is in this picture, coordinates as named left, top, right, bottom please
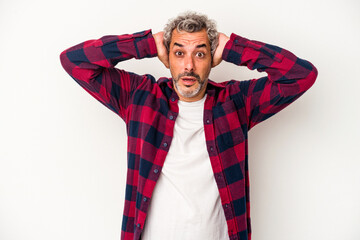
left=0, top=0, right=359, bottom=239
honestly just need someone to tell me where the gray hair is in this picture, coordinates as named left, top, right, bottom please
left=163, top=12, right=219, bottom=57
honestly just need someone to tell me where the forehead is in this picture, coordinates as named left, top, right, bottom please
left=170, top=28, right=210, bottom=47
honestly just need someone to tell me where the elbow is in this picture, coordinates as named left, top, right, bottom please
left=300, top=60, right=318, bottom=92
left=59, top=49, right=77, bottom=78
left=307, top=63, right=318, bottom=89
left=59, top=50, right=70, bottom=73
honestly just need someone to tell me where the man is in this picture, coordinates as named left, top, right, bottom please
left=60, top=12, right=317, bottom=240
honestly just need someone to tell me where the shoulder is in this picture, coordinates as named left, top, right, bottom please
left=207, top=79, right=246, bottom=99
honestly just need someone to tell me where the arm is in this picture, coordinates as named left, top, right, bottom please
left=59, top=30, right=157, bottom=120
left=214, top=33, right=318, bottom=130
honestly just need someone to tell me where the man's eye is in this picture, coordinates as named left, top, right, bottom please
left=175, top=51, right=183, bottom=56
left=196, top=52, right=205, bottom=58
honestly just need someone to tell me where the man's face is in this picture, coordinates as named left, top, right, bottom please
left=169, top=28, right=212, bottom=102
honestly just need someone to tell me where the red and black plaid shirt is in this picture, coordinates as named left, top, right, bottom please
left=60, top=29, right=317, bottom=240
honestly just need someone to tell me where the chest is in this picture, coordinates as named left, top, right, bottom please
left=126, top=87, right=248, bottom=159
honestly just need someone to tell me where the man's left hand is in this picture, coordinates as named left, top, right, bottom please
left=212, top=33, right=230, bottom=68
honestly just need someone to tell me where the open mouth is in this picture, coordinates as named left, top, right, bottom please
left=181, top=77, right=197, bottom=86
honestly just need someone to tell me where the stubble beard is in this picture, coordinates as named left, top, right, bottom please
left=173, top=72, right=206, bottom=98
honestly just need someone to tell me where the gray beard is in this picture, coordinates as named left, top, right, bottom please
left=173, top=72, right=205, bottom=98
left=175, top=80, right=204, bottom=98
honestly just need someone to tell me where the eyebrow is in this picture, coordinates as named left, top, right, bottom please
left=196, top=44, right=207, bottom=48
left=173, top=42, right=207, bottom=48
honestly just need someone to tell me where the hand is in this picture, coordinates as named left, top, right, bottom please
left=212, top=33, right=230, bottom=68
left=153, top=31, right=170, bottom=69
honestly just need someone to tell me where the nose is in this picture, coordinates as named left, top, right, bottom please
left=184, top=55, right=194, bottom=72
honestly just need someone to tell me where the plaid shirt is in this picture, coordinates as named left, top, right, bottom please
left=60, top=29, right=317, bottom=240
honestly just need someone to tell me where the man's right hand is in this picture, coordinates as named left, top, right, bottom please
left=153, top=32, right=170, bottom=69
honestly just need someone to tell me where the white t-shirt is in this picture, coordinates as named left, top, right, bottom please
left=141, top=95, right=228, bottom=240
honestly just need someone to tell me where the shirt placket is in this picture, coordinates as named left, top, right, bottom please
left=203, top=93, right=239, bottom=239
left=134, top=91, right=179, bottom=239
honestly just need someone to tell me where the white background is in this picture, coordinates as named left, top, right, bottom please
left=0, top=0, right=359, bottom=239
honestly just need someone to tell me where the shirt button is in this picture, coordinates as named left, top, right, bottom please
left=153, top=169, right=159, bottom=174
left=163, top=142, right=168, bottom=147
left=206, top=119, right=210, bottom=124
left=171, top=98, right=175, bottom=102
left=137, top=223, right=141, bottom=228
left=210, top=147, right=214, bottom=151
left=143, top=197, right=147, bottom=202
left=225, top=204, right=229, bottom=208
left=169, top=115, right=174, bottom=120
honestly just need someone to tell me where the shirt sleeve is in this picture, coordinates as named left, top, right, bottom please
left=59, top=30, right=158, bottom=120
left=222, top=33, right=318, bottom=130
